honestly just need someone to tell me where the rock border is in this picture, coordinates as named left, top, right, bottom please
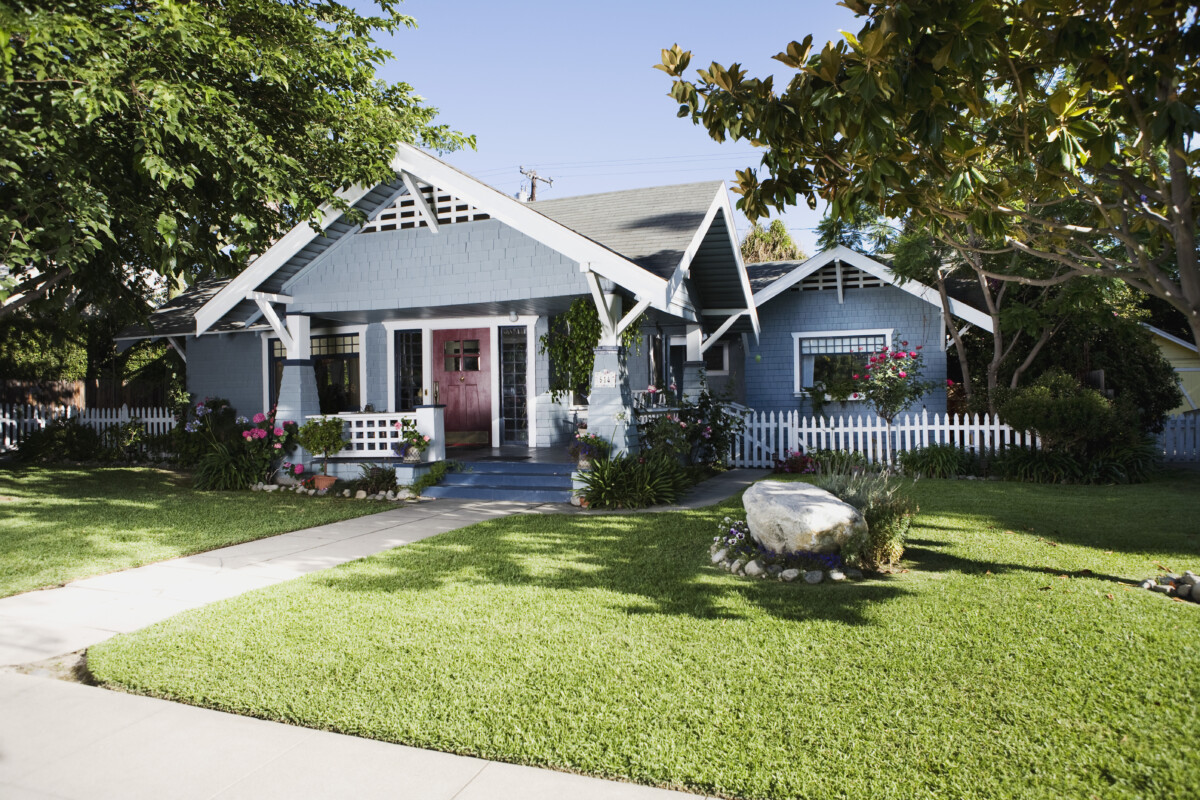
left=251, top=482, right=414, bottom=502
left=708, top=543, right=863, bottom=584
left=1140, top=570, right=1200, bottom=603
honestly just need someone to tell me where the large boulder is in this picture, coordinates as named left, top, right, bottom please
left=742, top=481, right=867, bottom=554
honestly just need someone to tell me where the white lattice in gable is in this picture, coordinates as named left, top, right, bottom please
left=793, top=264, right=886, bottom=291
left=360, top=183, right=489, bottom=233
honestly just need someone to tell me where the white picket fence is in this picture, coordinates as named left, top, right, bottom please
left=730, top=408, right=1200, bottom=467
left=0, top=404, right=176, bottom=453
left=1159, top=413, right=1200, bottom=462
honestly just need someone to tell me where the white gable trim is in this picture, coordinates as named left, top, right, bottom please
left=391, top=145, right=691, bottom=319
left=668, top=190, right=760, bottom=340
left=753, top=245, right=994, bottom=333
left=195, top=182, right=377, bottom=336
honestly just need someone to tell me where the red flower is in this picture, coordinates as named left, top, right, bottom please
left=946, top=379, right=955, bottom=387
left=852, top=374, right=860, bottom=380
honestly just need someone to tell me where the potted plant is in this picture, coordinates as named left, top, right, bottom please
left=296, top=417, right=347, bottom=490
left=392, top=419, right=431, bottom=463
left=568, top=430, right=610, bottom=470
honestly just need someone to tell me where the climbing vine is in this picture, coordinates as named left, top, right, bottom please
left=539, top=297, right=642, bottom=403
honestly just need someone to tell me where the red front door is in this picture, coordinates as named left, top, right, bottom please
left=433, top=328, right=491, bottom=445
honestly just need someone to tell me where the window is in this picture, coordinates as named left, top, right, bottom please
left=500, top=326, right=528, bottom=444
left=270, top=333, right=361, bottom=413
left=667, top=336, right=729, bottom=388
left=792, top=330, right=891, bottom=396
left=442, top=338, right=481, bottom=372
left=393, top=330, right=423, bottom=412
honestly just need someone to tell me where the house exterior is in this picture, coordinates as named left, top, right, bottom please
left=119, top=148, right=993, bottom=482
left=1145, top=325, right=1200, bottom=414
left=119, top=145, right=758, bottom=471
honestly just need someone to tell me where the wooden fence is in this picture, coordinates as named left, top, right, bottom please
left=730, top=408, right=1200, bottom=467
left=0, top=404, right=176, bottom=453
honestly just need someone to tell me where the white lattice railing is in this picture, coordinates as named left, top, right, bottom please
left=305, top=412, right=417, bottom=457
left=1159, top=413, right=1200, bottom=462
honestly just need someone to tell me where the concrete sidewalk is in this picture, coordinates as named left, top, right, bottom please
left=0, top=672, right=705, bottom=799
left=0, top=498, right=554, bottom=667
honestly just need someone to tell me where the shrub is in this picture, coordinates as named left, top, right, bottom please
left=993, top=437, right=1158, bottom=485
left=811, top=467, right=917, bottom=570
left=774, top=449, right=817, bottom=474
left=810, top=448, right=871, bottom=474
left=899, top=443, right=971, bottom=478
left=194, top=442, right=259, bottom=491
left=578, top=453, right=691, bottom=509
left=296, top=417, right=347, bottom=475
left=356, top=463, right=397, bottom=494
left=637, top=412, right=690, bottom=461
left=16, top=417, right=104, bottom=463
left=677, top=374, right=743, bottom=467
left=567, top=430, right=610, bottom=462
left=410, top=461, right=461, bottom=496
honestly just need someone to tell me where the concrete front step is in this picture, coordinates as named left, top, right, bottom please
left=422, top=485, right=573, bottom=503
left=425, top=460, right=576, bottom=503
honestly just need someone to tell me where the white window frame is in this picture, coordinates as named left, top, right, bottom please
left=261, top=324, right=368, bottom=414
left=669, top=335, right=729, bottom=376
left=792, top=328, right=892, bottom=398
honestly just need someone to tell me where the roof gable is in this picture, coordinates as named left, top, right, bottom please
left=751, top=246, right=993, bottom=332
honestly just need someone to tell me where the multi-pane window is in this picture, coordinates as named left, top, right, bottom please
left=500, top=326, right=528, bottom=444
left=270, top=333, right=361, bottom=413
left=393, top=330, right=423, bottom=412
left=442, top=339, right=481, bottom=372
left=795, top=332, right=888, bottom=394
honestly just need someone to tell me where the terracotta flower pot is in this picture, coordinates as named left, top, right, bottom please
left=312, top=474, right=337, bottom=490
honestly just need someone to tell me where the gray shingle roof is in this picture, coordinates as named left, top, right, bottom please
left=745, top=261, right=804, bottom=294
left=125, top=180, right=728, bottom=338
left=533, top=182, right=722, bottom=280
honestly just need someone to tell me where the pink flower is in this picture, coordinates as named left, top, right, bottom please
left=293, top=464, right=304, bottom=475
left=284, top=420, right=294, bottom=427
left=273, top=442, right=282, bottom=449
left=252, top=412, right=267, bottom=424
left=909, top=351, right=917, bottom=358
left=242, top=431, right=252, bottom=439
left=899, top=370, right=907, bottom=378
left=254, top=428, right=267, bottom=439
left=273, top=427, right=284, bottom=436
left=646, top=384, right=658, bottom=394
left=423, top=436, right=430, bottom=442
left=680, top=422, right=687, bottom=429
left=852, top=374, right=860, bottom=379
left=669, top=383, right=677, bottom=391
left=946, top=379, right=955, bottom=387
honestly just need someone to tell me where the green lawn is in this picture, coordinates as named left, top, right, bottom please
left=0, top=466, right=388, bottom=597
left=89, top=473, right=1200, bottom=799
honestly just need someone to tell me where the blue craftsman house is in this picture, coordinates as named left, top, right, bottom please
left=120, top=146, right=989, bottom=500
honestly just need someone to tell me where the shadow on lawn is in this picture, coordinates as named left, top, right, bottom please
left=903, top=538, right=1139, bottom=586
left=314, top=506, right=911, bottom=626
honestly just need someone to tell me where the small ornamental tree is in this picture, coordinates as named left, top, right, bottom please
left=855, top=341, right=931, bottom=423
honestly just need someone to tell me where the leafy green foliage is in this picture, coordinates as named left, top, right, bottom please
left=410, top=460, right=461, bottom=496
left=538, top=298, right=642, bottom=403
left=567, top=431, right=611, bottom=461
left=899, top=444, right=974, bottom=479
left=0, top=0, right=471, bottom=316
left=296, top=417, right=348, bottom=474
left=811, top=466, right=916, bottom=569
left=578, top=454, right=691, bottom=509
left=355, top=463, right=397, bottom=495
left=15, top=417, right=104, bottom=463
left=660, top=1, right=1200, bottom=349
left=739, top=219, right=806, bottom=263
left=193, top=443, right=259, bottom=491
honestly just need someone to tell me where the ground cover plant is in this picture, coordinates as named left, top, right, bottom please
left=0, top=466, right=389, bottom=597
left=90, top=473, right=1200, bottom=799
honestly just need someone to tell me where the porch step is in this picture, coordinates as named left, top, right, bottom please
left=421, top=460, right=575, bottom=503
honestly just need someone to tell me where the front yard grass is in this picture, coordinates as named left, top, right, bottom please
left=89, top=473, right=1200, bottom=799
left=0, top=466, right=388, bottom=597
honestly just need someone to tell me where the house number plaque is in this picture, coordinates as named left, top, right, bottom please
left=596, top=370, right=617, bottom=388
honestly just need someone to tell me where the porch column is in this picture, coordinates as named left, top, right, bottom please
left=589, top=344, right=639, bottom=456
left=682, top=324, right=705, bottom=400
left=415, top=405, right=446, bottom=462
left=275, top=314, right=321, bottom=425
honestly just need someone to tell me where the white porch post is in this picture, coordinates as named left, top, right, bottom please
left=415, top=405, right=446, bottom=462
left=275, top=313, right=321, bottom=426
left=583, top=274, right=640, bottom=456
left=682, top=324, right=705, bottom=400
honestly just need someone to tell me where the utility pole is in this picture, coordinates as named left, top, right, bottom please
left=519, top=166, right=553, bottom=201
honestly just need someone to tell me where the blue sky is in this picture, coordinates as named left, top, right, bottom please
left=357, top=0, right=861, bottom=256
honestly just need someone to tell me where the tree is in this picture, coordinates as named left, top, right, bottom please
left=740, top=219, right=807, bottom=263
left=0, top=0, right=471, bottom=316
left=658, top=0, right=1200, bottom=346
left=814, top=199, right=896, bottom=253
